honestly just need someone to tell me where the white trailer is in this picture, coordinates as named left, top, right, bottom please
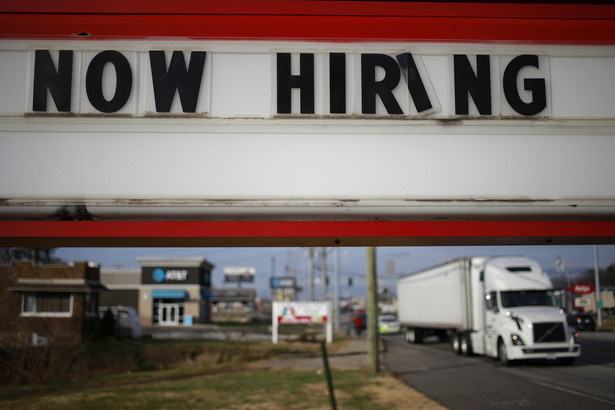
left=397, top=256, right=580, bottom=365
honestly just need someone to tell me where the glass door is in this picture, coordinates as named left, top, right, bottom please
left=159, top=303, right=180, bottom=326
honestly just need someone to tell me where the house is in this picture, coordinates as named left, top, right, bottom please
left=0, top=260, right=107, bottom=346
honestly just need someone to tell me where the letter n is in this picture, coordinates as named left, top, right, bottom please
left=454, top=55, right=491, bottom=115
left=32, top=50, right=73, bottom=112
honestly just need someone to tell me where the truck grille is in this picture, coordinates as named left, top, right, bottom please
left=533, top=322, right=566, bottom=343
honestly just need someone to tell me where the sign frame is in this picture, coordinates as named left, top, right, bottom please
left=1, top=2, right=615, bottom=247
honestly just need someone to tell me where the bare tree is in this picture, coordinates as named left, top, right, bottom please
left=0, top=248, right=62, bottom=265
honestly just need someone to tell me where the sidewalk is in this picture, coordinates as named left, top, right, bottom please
left=264, top=336, right=379, bottom=370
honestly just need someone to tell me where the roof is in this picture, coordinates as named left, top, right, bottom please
left=8, top=278, right=108, bottom=293
left=484, top=256, right=552, bottom=291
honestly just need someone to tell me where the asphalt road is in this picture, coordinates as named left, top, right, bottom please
left=381, top=331, right=615, bottom=409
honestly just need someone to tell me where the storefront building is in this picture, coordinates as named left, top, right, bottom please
left=100, top=257, right=214, bottom=327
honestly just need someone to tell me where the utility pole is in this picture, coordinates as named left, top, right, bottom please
left=321, top=247, right=328, bottom=301
left=308, top=248, right=314, bottom=301
left=334, top=247, right=340, bottom=332
left=365, top=246, right=379, bottom=373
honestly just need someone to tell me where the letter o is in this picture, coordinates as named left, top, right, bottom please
left=86, top=50, right=133, bottom=113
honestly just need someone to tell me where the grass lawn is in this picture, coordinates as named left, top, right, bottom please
left=0, top=338, right=443, bottom=409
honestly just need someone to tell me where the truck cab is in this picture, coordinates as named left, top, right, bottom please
left=472, top=257, right=580, bottom=365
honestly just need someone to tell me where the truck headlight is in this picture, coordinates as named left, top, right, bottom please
left=511, top=334, right=525, bottom=346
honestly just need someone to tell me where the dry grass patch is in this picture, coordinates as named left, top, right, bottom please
left=359, top=373, right=447, bottom=409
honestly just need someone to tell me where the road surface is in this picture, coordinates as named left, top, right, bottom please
left=381, top=331, right=615, bottom=409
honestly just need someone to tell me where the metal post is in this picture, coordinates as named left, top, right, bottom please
left=594, top=245, right=603, bottom=327
left=365, top=246, right=379, bottom=373
left=320, top=341, right=337, bottom=410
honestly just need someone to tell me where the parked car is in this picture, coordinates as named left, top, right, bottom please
left=99, top=305, right=141, bottom=339
left=567, top=312, right=596, bottom=331
left=378, top=314, right=400, bottom=334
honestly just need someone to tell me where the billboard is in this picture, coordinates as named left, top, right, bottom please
left=224, top=267, right=255, bottom=283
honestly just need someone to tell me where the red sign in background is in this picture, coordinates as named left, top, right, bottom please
left=569, top=282, right=595, bottom=295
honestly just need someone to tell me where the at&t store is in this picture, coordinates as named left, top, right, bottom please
left=101, top=257, right=214, bottom=326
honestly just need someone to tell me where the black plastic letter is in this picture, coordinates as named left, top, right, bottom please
left=86, top=50, right=132, bottom=113
left=149, top=51, right=206, bottom=113
left=454, top=55, right=491, bottom=115
left=276, top=53, right=315, bottom=114
left=361, top=54, right=403, bottom=115
left=503, top=55, right=546, bottom=116
left=32, top=50, right=73, bottom=112
left=396, top=53, right=432, bottom=113
left=329, top=53, right=346, bottom=114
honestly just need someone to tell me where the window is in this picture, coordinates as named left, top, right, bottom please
left=500, top=290, right=557, bottom=308
left=84, top=293, right=98, bottom=317
left=486, top=291, right=498, bottom=311
left=21, top=292, right=73, bottom=317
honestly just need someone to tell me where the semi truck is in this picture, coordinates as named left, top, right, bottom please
left=397, top=256, right=580, bottom=365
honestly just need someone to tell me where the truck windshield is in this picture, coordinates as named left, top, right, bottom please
left=500, top=290, right=557, bottom=308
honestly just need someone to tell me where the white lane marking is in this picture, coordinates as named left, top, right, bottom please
left=532, top=379, right=615, bottom=406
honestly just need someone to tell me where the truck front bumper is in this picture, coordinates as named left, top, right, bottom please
left=508, top=344, right=580, bottom=360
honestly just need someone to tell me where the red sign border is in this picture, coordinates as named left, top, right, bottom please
left=1, top=220, right=614, bottom=247
left=1, top=1, right=615, bottom=44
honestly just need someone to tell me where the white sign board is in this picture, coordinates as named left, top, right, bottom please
left=1, top=40, right=615, bottom=219
left=223, top=266, right=255, bottom=283
left=272, top=301, right=332, bottom=343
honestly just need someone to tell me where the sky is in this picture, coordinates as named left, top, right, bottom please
left=55, top=244, right=615, bottom=300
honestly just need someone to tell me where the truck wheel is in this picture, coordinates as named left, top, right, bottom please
left=498, top=340, right=512, bottom=366
left=405, top=328, right=423, bottom=344
left=405, top=328, right=415, bottom=343
left=451, top=333, right=461, bottom=354
left=460, top=333, right=473, bottom=356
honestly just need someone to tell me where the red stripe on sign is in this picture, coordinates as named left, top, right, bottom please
left=1, top=220, right=615, bottom=238
left=1, top=2, right=615, bottom=43
left=2, top=1, right=614, bottom=19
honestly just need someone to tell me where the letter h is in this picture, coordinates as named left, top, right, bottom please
left=276, top=53, right=314, bottom=114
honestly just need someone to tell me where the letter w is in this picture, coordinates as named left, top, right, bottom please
left=149, top=51, right=206, bottom=113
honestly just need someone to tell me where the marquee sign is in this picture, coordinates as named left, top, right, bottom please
left=1, top=2, right=615, bottom=247
left=28, top=49, right=549, bottom=119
